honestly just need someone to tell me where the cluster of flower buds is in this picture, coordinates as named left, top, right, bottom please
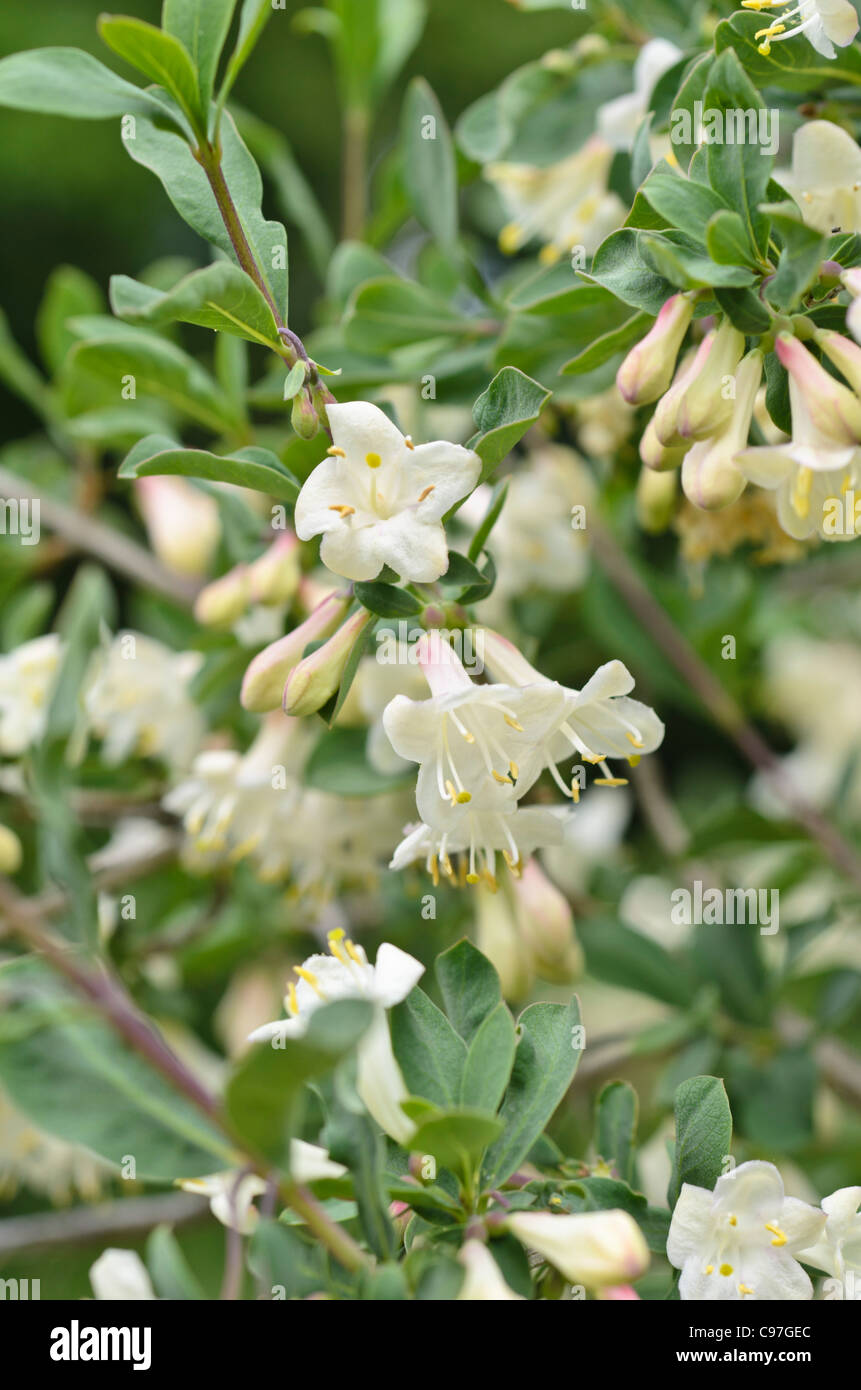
left=194, top=533, right=301, bottom=628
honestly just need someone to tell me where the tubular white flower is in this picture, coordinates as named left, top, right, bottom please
left=797, top=1186, right=861, bottom=1283
left=82, top=632, right=205, bottom=770
left=675, top=318, right=746, bottom=443
left=294, top=402, right=480, bottom=583
left=248, top=936, right=424, bottom=1146
left=508, top=1208, right=650, bottom=1289
left=457, top=1240, right=525, bottom=1300
left=390, top=804, right=566, bottom=889
left=89, top=1248, right=157, bottom=1301
left=240, top=588, right=352, bottom=713
left=0, top=633, right=63, bottom=756
left=667, top=1159, right=826, bottom=1300
left=486, top=137, right=626, bottom=263
left=597, top=38, right=684, bottom=152
left=781, top=120, right=861, bottom=235
left=742, top=0, right=859, bottom=60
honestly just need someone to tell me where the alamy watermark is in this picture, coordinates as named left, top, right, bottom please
left=376, top=622, right=485, bottom=674
left=0, top=496, right=40, bottom=545
left=670, top=101, right=779, bottom=158
left=670, top=881, right=779, bottom=935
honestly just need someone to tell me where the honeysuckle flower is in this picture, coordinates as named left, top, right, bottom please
left=246, top=532, right=302, bottom=606
left=194, top=565, right=252, bottom=627
left=681, top=350, right=762, bottom=510
left=667, top=1159, right=826, bottom=1300
left=0, top=633, right=62, bottom=755
left=636, top=462, right=678, bottom=533
left=350, top=648, right=429, bottom=775
left=736, top=335, right=861, bottom=538
left=390, top=804, right=566, bottom=889
left=457, top=1240, right=525, bottom=1300
left=479, top=629, right=665, bottom=799
left=179, top=1146, right=347, bottom=1233
left=508, top=1209, right=650, bottom=1289
left=134, top=475, right=220, bottom=579
left=675, top=319, right=745, bottom=443
left=294, top=402, right=480, bottom=583
left=82, top=632, right=204, bottom=770
left=248, top=936, right=424, bottom=1145
left=597, top=38, right=684, bottom=153
left=616, top=294, right=694, bottom=406
left=89, top=1248, right=156, bottom=1301
left=486, top=137, right=626, bottom=264
left=511, top=858, right=583, bottom=982
left=283, top=608, right=374, bottom=717
left=383, top=632, right=571, bottom=833
left=843, top=266, right=861, bottom=342
left=798, top=1187, right=861, bottom=1283
left=781, top=121, right=861, bottom=235
left=742, top=0, right=858, bottom=60
left=241, top=588, right=351, bottom=713
left=0, top=823, right=21, bottom=874
left=473, top=877, right=534, bottom=997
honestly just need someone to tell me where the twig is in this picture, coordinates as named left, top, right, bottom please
left=0, top=1192, right=209, bottom=1257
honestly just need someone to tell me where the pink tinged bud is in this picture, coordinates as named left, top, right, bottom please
left=193, top=565, right=251, bottom=627
left=513, top=859, right=581, bottom=979
left=639, top=414, right=686, bottom=473
left=675, top=318, right=744, bottom=441
left=653, top=345, right=706, bottom=446
left=616, top=294, right=693, bottom=405
left=806, top=330, right=861, bottom=440
left=636, top=463, right=678, bottom=533
left=247, top=533, right=301, bottom=606
left=240, top=589, right=351, bottom=713
left=478, top=628, right=543, bottom=687
left=416, top=630, right=474, bottom=697
left=135, top=476, right=220, bottom=579
left=680, top=349, right=762, bottom=510
left=507, top=1209, right=650, bottom=1289
left=282, top=607, right=374, bottom=717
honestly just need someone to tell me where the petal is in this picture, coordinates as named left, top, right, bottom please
left=791, top=120, right=861, bottom=194
left=294, top=456, right=357, bottom=539
left=735, top=446, right=796, bottom=487
left=374, top=512, right=450, bottom=583
left=405, top=441, right=481, bottom=518
left=713, top=1160, right=784, bottom=1218
left=666, top=1183, right=714, bottom=1268
left=735, top=1246, right=814, bottom=1301
left=355, top=1009, right=414, bottom=1144
left=372, top=941, right=425, bottom=1007
left=780, top=1196, right=827, bottom=1254
left=381, top=694, right=443, bottom=763
left=90, top=1248, right=157, bottom=1301
left=319, top=522, right=386, bottom=581
left=327, top=400, right=407, bottom=465
left=574, top=659, right=636, bottom=703
left=289, top=1138, right=347, bottom=1183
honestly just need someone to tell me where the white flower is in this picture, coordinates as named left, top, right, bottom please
left=667, top=1159, right=826, bottom=1300
left=390, top=804, right=566, bottom=889
left=179, top=1144, right=347, bottom=1233
left=457, top=1240, right=524, bottom=1300
left=294, top=402, right=480, bottom=583
left=798, top=1187, right=861, bottom=1284
left=134, top=475, right=220, bottom=579
left=83, top=632, right=204, bottom=770
left=508, top=1208, right=650, bottom=1288
left=0, top=633, right=62, bottom=755
left=89, top=1248, right=156, bottom=1301
left=486, top=137, right=626, bottom=264
left=480, top=629, right=665, bottom=799
left=382, top=631, right=572, bottom=832
left=742, top=0, right=859, bottom=60
left=350, top=647, right=429, bottom=775
left=597, top=38, right=684, bottom=152
left=248, top=935, right=424, bottom=1146
left=781, top=120, right=861, bottom=235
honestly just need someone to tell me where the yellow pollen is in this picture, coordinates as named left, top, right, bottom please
left=728, top=1215, right=738, bottom=1227
left=456, top=790, right=472, bottom=804
left=719, top=1263, right=733, bottom=1277
left=327, top=933, right=349, bottom=964
left=294, top=966, right=324, bottom=997
left=503, top=850, right=522, bottom=877
left=483, top=870, right=498, bottom=892
left=539, top=243, right=561, bottom=266
left=460, top=728, right=476, bottom=743
left=791, top=466, right=813, bottom=518
left=441, top=852, right=455, bottom=882
left=327, top=446, right=346, bottom=457
left=466, top=872, right=480, bottom=885
left=704, top=1265, right=714, bottom=1275
left=445, top=779, right=458, bottom=807
left=492, top=769, right=512, bottom=784
left=329, top=504, right=355, bottom=516
left=504, top=715, right=524, bottom=731
left=286, top=981, right=299, bottom=1016
left=583, top=755, right=603, bottom=765
left=626, top=732, right=644, bottom=748
left=571, top=781, right=581, bottom=803
left=430, top=854, right=439, bottom=886
left=739, top=1284, right=754, bottom=1296
left=499, top=222, right=522, bottom=255
left=404, top=435, right=415, bottom=451
left=417, top=485, right=435, bottom=502
left=328, top=927, right=346, bottom=941
left=509, top=760, right=519, bottom=779
left=345, top=939, right=364, bottom=966
left=842, top=472, right=852, bottom=494
left=365, top=452, right=382, bottom=469
left=765, top=1223, right=787, bottom=1247
left=594, top=777, right=629, bottom=787
left=628, top=754, right=641, bottom=767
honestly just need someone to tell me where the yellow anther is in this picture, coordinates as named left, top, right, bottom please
left=728, top=1215, right=738, bottom=1227
left=327, top=929, right=348, bottom=964
left=365, top=452, right=382, bottom=469
left=504, top=715, right=524, bottom=732
left=704, top=1265, right=714, bottom=1276
left=765, top=1223, right=787, bottom=1247
left=460, top=728, right=476, bottom=743
left=492, top=769, right=513, bottom=784
left=499, top=222, right=522, bottom=255
left=594, top=777, right=629, bottom=787
left=441, top=852, right=455, bottom=882
left=719, top=1263, right=733, bottom=1277
left=842, top=472, right=852, bottom=494
left=791, top=466, right=813, bottom=519
left=417, top=485, right=435, bottom=502
left=328, top=927, right=346, bottom=941
left=738, top=1284, right=754, bottom=1296
left=549, top=1194, right=563, bottom=1207
left=294, top=966, right=324, bottom=997
left=539, top=243, right=561, bottom=266
left=430, top=854, right=439, bottom=886
left=628, top=754, right=641, bottom=767
left=404, top=435, right=415, bottom=451
left=626, top=732, right=644, bottom=748
left=329, top=504, right=355, bottom=516
left=345, top=939, right=364, bottom=966
left=466, top=872, right=481, bottom=885
left=286, top=981, right=299, bottom=1016
left=571, top=781, right=581, bottom=803
left=445, top=779, right=458, bottom=807
left=456, top=790, right=472, bottom=804
left=503, top=850, right=522, bottom=877
left=327, top=446, right=346, bottom=457
left=509, top=760, right=519, bottom=779
left=483, top=870, right=498, bottom=892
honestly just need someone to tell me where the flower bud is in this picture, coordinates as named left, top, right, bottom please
left=653, top=347, right=702, bottom=446
left=680, top=349, right=761, bottom=511
left=616, top=293, right=693, bottom=405
left=291, top=390, right=320, bottom=440
left=639, top=414, right=686, bottom=472
left=475, top=884, right=533, bottom=1001
left=457, top=1241, right=524, bottom=1301
left=240, top=589, right=351, bottom=713
left=636, top=463, right=678, bottom=533
left=675, top=318, right=744, bottom=441
left=0, top=823, right=22, bottom=874
left=247, top=533, right=301, bottom=606
left=808, top=330, right=861, bottom=440
left=134, top=476, right=220, bottom=579
left=512, top=859, right=583, bottom=982
left=283, top=608, right=373, bottom=717
left=507, top=1209, right=650, bottom=1289
left=193, top=565, right=251, bottom=627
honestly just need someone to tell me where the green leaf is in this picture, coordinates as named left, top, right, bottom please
left=344, top=276, right=465, bottom=353
left=706, top=209, right=760, bottom=269
left=764, top=204, right=829, bottom=311
left=325, top=1106, right=397, bottom=1260
left=408, top=1109, right=503, bottom=1172
left=668, top=1075, right=733, bottom=1207
left=353, top=581, right=422, bottom=618
left=666, top=52, right=712, bottom=173
left=470, top=367, right=551, bottom=481
left=460, top=1002, right=516, bottom=1113
left=703, top=48, right=771, bottom=256
left=225, top=999, right=373, bottom=1167
left=482, top=996, right=582, bottom=1187
left=110, top=262, right=281, bottom=348
left=467, top=480, right=508, bottom=562
left=584, top=229, right=677, bottom=315
left=146, top=1226, right=206, bottom=1300
left=162, top=0, right=237, bottom=110
left=578, top=919, right=694, bottom=1007
left=0, top=308, right=51, bottom=421
left=304, top=725, right=411, bottom=797
left=716, top=12, right=861, bottom=93
left=390, top=988, right=467, bottom=1107
left=643, top=169, right=729, bottom=244
left=0, top=47, right=176, bottom=121
left=401, top=77, right=458, bottom=250
left=119, top=434, right=300, bottom=500
left=562, top=310, right=651, bottom=376
left=248, top=1219, right=327, bottom=1299
left=595, top=1080, right=638, bottom=1185
left=436, top=939, right=502, bottom=1043
left=36, top=266, right=105, bottom=375
left=121, top=109, right=289, bottom=320
left=64, top=332, right=241, bottom=434
left=638, top=231, right=756, bottom=290
left=218, top=2, right=274, bottom=113
left=97, top=16, right=202, bottom=128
